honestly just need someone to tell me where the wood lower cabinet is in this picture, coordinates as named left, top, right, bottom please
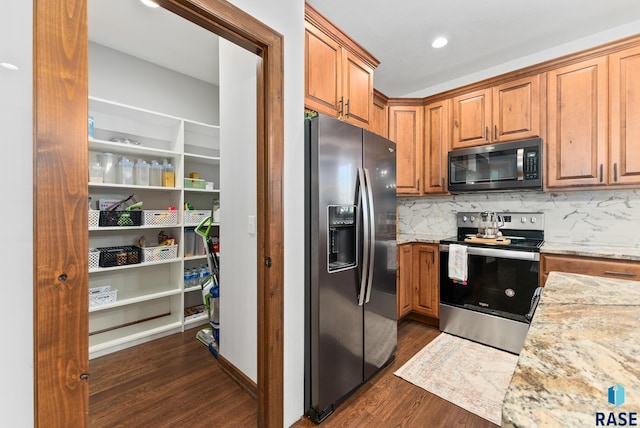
left=397, top=244, right=413, bottom=319
left=396, top=243, right=439, bottom=320
left=546, top=56, right=609, bottom=187
left=451, top=75, right=541, bottom=149
left=540, top=253, right=640, bottom=285
left=304, top=4, right=378, bottom=129
left=411, top=244, right=439, bottom=318
left=389, top=104, right=424, bottom=195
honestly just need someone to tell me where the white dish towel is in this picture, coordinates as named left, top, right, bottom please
left=448, top=244, right=468, bottom=282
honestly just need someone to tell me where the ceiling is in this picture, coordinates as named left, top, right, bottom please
left=89, top=0, right=640, bottom=98
left=88, top=0, right=219, bottom=86
left=308, top=0, right=640, bottom=97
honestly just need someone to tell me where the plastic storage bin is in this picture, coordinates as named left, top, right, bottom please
left=143, top=210, right=178, bottom=226
left=99, top=210, right=143, bottom=227
left=97, top=246, right=141, bottom=267
left=142, top=244, right=178, bottom=263
left=89, top=285, right=118, bottom=307
left=184, top=210, right=211, bottom=226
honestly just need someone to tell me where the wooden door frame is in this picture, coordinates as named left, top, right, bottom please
left=33, top=0, right=284, bottom=426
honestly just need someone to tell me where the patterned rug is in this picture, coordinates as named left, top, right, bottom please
left=394, top=333, right=519, bottom=425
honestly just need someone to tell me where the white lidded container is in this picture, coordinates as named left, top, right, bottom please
left=116, top=157, right=134, bottom=185
left=88, top=163, right=103, bottom=183
left=134, top=159, right=150, bottom=186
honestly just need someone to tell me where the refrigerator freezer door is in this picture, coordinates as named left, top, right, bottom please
left=307, top=114, right=365, bottom=417
left=362, top=130, right=398, bottom=381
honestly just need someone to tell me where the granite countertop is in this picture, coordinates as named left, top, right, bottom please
left=397, top=233, right=449, bottom=245
left=541, top=242, right=640, bottom=261
left=502, top=271, right=640, bottom=427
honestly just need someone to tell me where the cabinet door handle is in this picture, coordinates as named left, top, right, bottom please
left=485, top=126, right=489, bottom=141
left=599, top=164, right=603, bottom=183
left=345, top=100, right=350, bottom=118
left=454, top=119, right=459, bottom=128
left=417, top=178, right=420, bottom=192
left=338, top=97, right=344, bottom=116
left=441, top=177, right=444, bottom=188
left=614, top=163, right=618, bottom=182
left=494, top=125, right=498, bottom=140
left=604, top=270, right=637, bottom=277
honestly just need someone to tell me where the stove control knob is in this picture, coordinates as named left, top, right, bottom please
left=462, top=215, right=468, bottom=223
left=520, top=216, right=527, bottom=223
left=469, top=215, right=476, bottom=222
left=531, top=217, right=537, bottom=224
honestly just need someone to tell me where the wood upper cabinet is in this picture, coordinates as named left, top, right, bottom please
left=411, top=243, right=439, bottom=318
left=304, top=4, right=378, bottom=129
left=610, top=45, right=640, bottom=185
left=540, top=253, right=640, bottom=285
left=388, top=104, right=424, bottom=195
left=304, top=21, right=342, bottom=118
left=546, top=57, right=609, bottom=187
left=397, top=244, right=413, bottom=319
left=451, top=75, right=541, bottom=149
left=370, top=90, right=388, bottom=137
left=424, top=100, right=450, bottom=193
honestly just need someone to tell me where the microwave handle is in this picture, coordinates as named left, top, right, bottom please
left=517, top=148, right=524, bottom=181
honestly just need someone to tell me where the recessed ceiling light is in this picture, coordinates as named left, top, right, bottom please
left=140, top=0, right=160, bottom=8
left=432, top=37, right=448, bottom=49
left=1, top=62, right=19, bottom=70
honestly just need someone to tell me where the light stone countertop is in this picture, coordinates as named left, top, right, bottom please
left=397, top=233, right=450, bottom=245
left=502, top=271, right=640, bottom=427
left=541, top=241, right=640, bottom=261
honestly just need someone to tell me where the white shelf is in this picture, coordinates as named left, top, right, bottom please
left=184, top=313, right=209, bottom=326
left=89, top=288, right=182, bottom=313
left=89, top=316, right=182, bottom=354
left=89, top=138, right=178, bottom=158
left=89, top=257, right=181, bottom=274
left=88, top=95, right=221, bottom=359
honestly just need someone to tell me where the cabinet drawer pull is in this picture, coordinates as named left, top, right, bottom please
left=604, top=270, right=637, bottom=277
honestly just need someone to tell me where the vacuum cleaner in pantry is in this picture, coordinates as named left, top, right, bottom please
left=194, top=215, right=220, bottom=357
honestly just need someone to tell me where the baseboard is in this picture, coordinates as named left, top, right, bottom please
left=218, top=354, right=258, bottom=399
left=405, top=312, right=439, bottom=328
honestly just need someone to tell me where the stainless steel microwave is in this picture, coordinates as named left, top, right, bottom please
left=448, top=138, right=542, bottom=193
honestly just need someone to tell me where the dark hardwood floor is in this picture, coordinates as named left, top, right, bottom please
left=89, top=319, right=497, bottom=427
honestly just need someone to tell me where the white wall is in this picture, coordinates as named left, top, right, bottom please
left=224, top=1, right=306, bottom=426
left=0, top=1, right=34, bottom=426
left=89, top=42, right=220, bottom=125
left=218, top=39, right=258, bottom=381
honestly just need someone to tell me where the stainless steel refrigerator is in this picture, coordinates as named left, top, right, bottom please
left=304, top=113, right=397, bottom=423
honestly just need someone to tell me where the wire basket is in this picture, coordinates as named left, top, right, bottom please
left=98, top=246, right=141, bottom=267
left=89, top=286, right=118, bottom=307
left=89, top=210, right=100, bottom=228
left=99, top=210, right=143, bottom=227
left=143, top=210, right=178, bottom=226
left=89, top=249, right=100, bottom=270
left=142, top=244, right=178, bottom=263
left=184, top=210, right=211, bottom=226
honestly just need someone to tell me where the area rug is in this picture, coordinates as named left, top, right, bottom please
left=394, top=333, right=519, bottom=425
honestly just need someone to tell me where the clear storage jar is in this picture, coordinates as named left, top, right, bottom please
left=88, top=163, right=103, bottom=183
left=162, top=163, right=175, bottom=187
left=134, top=160, right=150, bottom=186
left=116, top=157, right=134, bottom=185
left=149, top=160, right=163, bottom=187
left=99, top=152, right=116, bottom=184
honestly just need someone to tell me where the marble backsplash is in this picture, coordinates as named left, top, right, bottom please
left=398, top=188, right=640, bottom=247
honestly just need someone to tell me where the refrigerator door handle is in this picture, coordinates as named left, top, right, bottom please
left=363, top=167, right=375, bottom=304
left=357, top=167, right=370, bottom=306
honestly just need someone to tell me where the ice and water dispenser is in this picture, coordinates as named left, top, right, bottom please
left=327, top=205, right=356, bottom=272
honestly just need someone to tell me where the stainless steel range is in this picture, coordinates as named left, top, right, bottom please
left=439, top=212, right=544, bottom=354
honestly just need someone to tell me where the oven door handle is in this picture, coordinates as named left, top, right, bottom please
left=439, top=244, right=540, bottom=261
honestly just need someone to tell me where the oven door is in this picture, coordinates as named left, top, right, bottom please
left=439, top=244, right=540, bottom=323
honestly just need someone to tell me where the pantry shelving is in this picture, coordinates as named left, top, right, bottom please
left=88, top=96, right=221, bottom=359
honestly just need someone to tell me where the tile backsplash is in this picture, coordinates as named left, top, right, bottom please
left=398, top=189, right=640, bottom=247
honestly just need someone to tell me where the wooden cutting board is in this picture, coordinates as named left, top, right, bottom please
left=463, top=236, right=512, bottom=245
